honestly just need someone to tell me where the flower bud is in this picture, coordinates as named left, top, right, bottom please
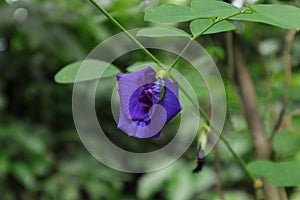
left=157, top=69, right=169, bottom=78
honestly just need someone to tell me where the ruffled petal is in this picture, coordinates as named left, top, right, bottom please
left=118, top=104, right=167, bottom=138
left=159, top=80, right=182, bottom=123
left=117, top=67, right=156, bottom=85
left=116, top=67, right=181, bottom=139
left=117, top=67, right=157, bottom=119
left=128, top=87, right=151, bottom=126
left=163, top=78, right=179, bottom=98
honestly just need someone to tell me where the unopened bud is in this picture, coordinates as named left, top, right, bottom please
left=157, top=69, right=169, bottom=78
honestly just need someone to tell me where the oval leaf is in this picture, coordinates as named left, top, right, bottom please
left=273, top=129, right=300, bottom=156
left=191, top=0, right=240, bottom=18
left=137, top=27, right=191, bottom=38
left=231, top=4, right=300, bottom=30
left=190, top=19, right=235, bottom=36
left=54, top=59, right=120, bottom=84
left=145, top=4, right=196, bottom=23
left=248, top=160, right=300, bottom=186
left=145, top=0, right=240, bottom=23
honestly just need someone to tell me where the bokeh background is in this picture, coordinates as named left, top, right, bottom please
left=1, top=0, right=300, bottom=199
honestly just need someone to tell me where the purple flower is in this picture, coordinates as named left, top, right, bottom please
left=116, top=67, right=182, bottom=139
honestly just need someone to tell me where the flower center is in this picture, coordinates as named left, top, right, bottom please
left=129, top=79, right=165, bottom=126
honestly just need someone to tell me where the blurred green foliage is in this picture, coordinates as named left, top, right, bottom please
left=1, top=0, right=300, bottom=199
left=0, top=0, right=137, bottom=199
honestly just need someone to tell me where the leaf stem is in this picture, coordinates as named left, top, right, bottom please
left=167, top=11, right=245, bottom=71
left=219, top=134, right=255, bottom=180
left=87, top=0, right=164, bottom=67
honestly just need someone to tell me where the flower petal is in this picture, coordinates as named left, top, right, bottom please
left=159, top=80, right=182, bottom=123
left=128, top=87, right=151, bottom=126
left=117, top=67, right=157, bottom=120
left=116, top=67, right=181, bottom=139
left=118, top=104, right=167, bottom=138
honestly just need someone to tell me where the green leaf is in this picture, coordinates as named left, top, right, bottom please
left=84, top=180, right=114, bottom=199
left=191, top=0, right=240, bottom=18
left=144, top=4, right=195, bottom=23
left=137, top=27, right=190, bottom=38
left=126, top=62, right=157, bottom=72
left=144, top=0, right=240, bottom=23
left=273, top=130, right=300, bottom=156
left=20, top=134, right=46, bottom=154
left=11, top=162, right=36, bottom=189
left=247, top=160, right=300, bottom=186
left=292, top=115, right=300, bottom=132
left=29, top=154, right=53, bottom=176
left=231, top=4, right=300, bottom=30
left=190, top=19, right=235, bottom=36
left=54, top=59, right=120, bottom=84
left=61, top=183, right=80, bottom=200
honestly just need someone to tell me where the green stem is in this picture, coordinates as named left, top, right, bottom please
left=176, top=80, right=210, bottom=124
left=167, top=11, right=245, bottom=71
left=88, top=0, right=254, bottom=180
left=168, top=39, right=194, bottom=72
left=219, top=134, right=255, bottom=181
left=175, top=75, right=254, bottom=180
left=87, top=0, right=163, bottom=67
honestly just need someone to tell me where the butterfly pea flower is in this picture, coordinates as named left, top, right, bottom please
left=116, top=67, right=182, bottom=139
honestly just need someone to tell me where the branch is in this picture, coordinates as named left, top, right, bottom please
left=271, top=30, right=297, bottom=138
left=234, top=45, right=271, bottom=159
left=213, top=144, right=225, bottom=200
left=233, top=43, right=283, bottom=200
left=167, top=9, right=250, bottom=71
